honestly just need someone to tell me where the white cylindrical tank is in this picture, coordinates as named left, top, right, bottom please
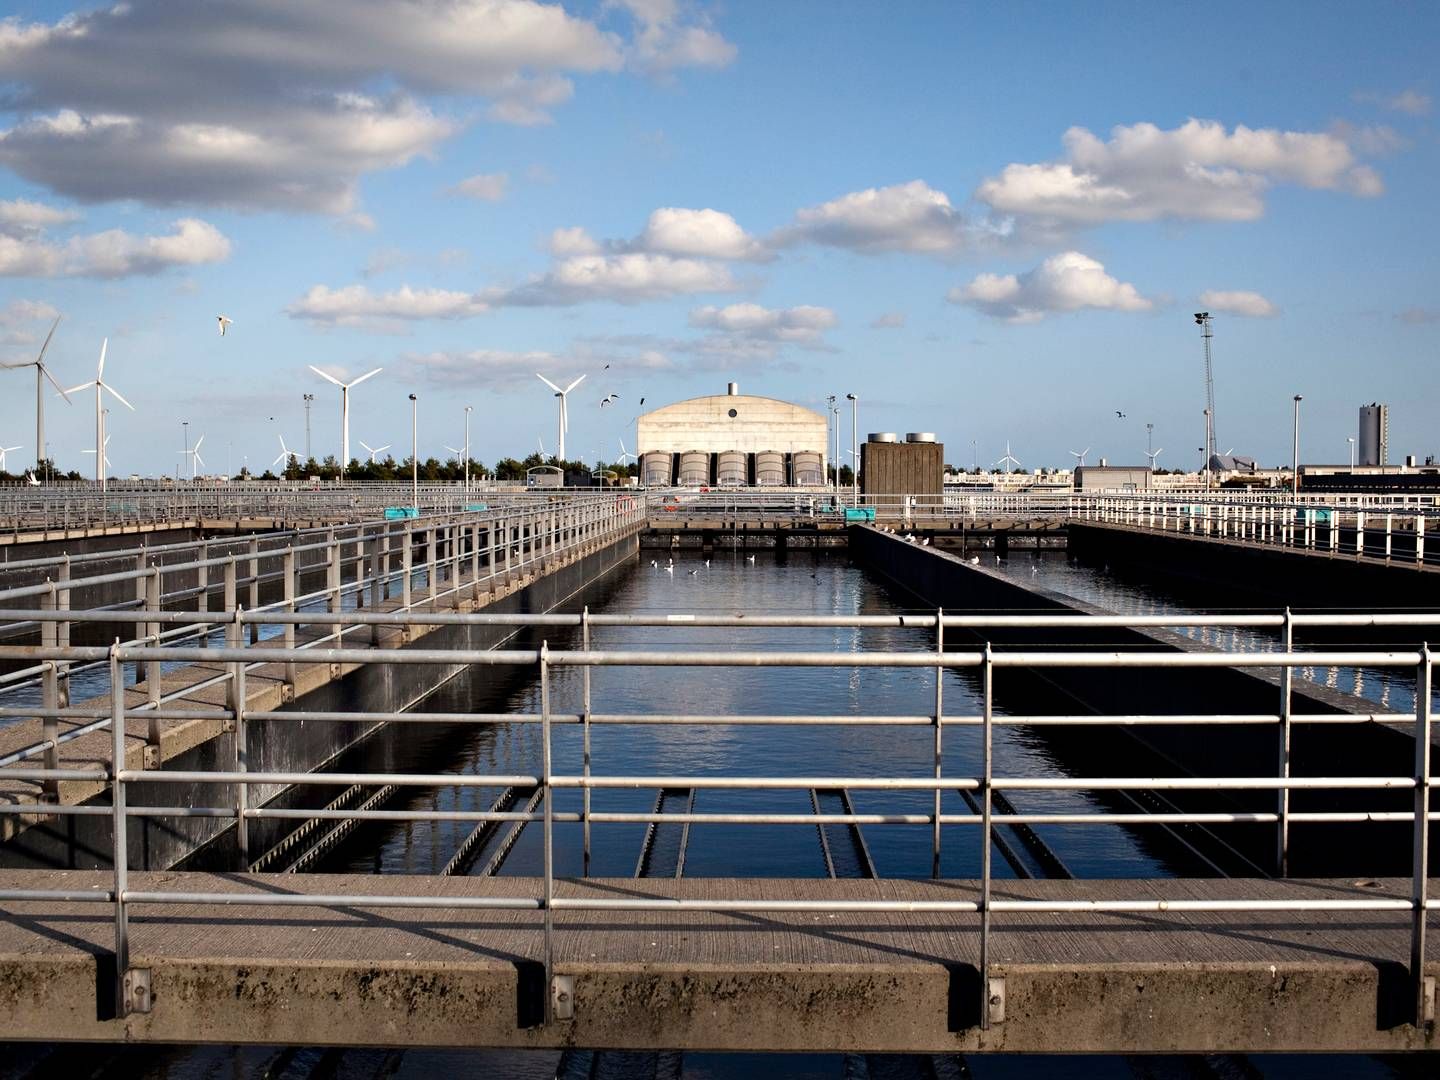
left=792, top=450, right=824, bottom=486
left=717, top=450, right=747, bottom=487
left=905, top=432, right=936, bottom=443
left=754, top=451, right=785, bottom=486
left=678, top=451, right=710, bottom=487
left=869, top=432, right=898, bottom=443
left=641, top=451, right=673, bottom=487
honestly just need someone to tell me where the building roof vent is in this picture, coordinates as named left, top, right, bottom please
left=868, top=432, right=898, bottom=443
left=727, top=382, right=739, bottom=396
left=905, top=432, right=936, bottom=443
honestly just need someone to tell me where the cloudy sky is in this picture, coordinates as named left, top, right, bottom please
left=0, top=1, right=1435, bottom=475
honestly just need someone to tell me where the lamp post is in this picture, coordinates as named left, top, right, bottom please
left=302, top=394, right=314, bottom=462
left=826, top=394, right=837, bottom=491
left=463, top=405, right=472, bottom=496
left=182, top=421, right=189, bottom=485
left=409, top=394, right=418, bottom=513
left=1202, top=408, right=1212, bottom=492
left=1292, top=394, right=1303, bottom=494
left=846, top=393, right=857, bottom=503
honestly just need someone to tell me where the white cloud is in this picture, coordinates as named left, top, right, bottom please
left=976, top=119, right=1383, bottom=228
left=450, top=172, right=508, bottom=201
left=287, top=284, right=496, bottom=326
left=613, top=0, right=738, bottom=73
left=1199, top=289, right=1278, bottom=318
left=504, top=252, right=735, bottom=305
left=638, top=207, right=767, bottom=261
left=870, top=311, right=906, bottom=329
left=0, top=217, right=231, bottom=278
left=548, top=226, right=602, bottom=256
left=0, top=298, right=58, bottom=326
left=407, top=344, right=671, bottom=389
left=689, top=303, right=836, bottom=343
left=0, top=197, right=79, bottom=238
left=1355, top=88, right=1432, bottom=116
left=0, top=1, right=733, bottom=213
left=777, top=181, right=967, bottom=254
left=948, top=251, right=1152, bottom=323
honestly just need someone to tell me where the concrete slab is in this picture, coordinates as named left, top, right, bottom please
left=0, top=871, right=1434, bottom=1052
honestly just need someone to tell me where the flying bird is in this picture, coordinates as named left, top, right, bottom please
left=216, top=315, right=233, bottom=337
left=639, top=397, right=645, bottom=407
left=1115, top=411, right=1126, bottom=419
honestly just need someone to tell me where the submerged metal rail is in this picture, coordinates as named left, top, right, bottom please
left=0, top=608, right=1435, bottom=1029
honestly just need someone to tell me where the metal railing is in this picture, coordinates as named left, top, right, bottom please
left=0, top=606, right=1435, bottom=1028
left=1073, top=495, right=1439, bottom=566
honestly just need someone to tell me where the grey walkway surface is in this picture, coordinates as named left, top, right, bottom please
left=1, top=870, right=1436, bottom=1052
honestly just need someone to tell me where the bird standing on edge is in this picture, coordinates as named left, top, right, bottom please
left=217, top=315, right=233, bottom=337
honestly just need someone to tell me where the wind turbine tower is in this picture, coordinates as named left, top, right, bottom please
left=309, top=366, right=382, bottom=479
left=1, top=315, right=69, bottom=478
left=535, top=372, right=586, bottom=461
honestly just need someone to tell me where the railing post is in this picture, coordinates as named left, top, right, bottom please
left=582, top=607, right=592, bottom=878
left=56, top=555, right=70, bottom=707
left=1356, top=511, right=1366, bottom=559
left=1387, top=514, right=1394, bottom=561
left=381, top=524, right=393, bottom=602
left=109, top=646, right=139, bottom=1017
left=1411, top=645, right=1432, bottom=1027
left=1418, top=515, right=1427, bottom=566
left=426, top=526, right=437, bottom=606
left=196, top=541, right=209, bottom=649
left=540, top=640, right=556, bottom=1023
left=227, top=605, right=249, bottom=868
left=932, top=608, right=944, bottom=879
left=369, top=535, right=383, bottom=646
left=328, top=537, right=342, bottom=647
left=282, top=547, right=297, bottom=695
left=144, top=567, right=162, bottom=765
left=471, top=521, right=481, bottom=602
left=40, top=582, right=58, bottom=800
left=980, top=641, right=995, bottom=1030
left=1277, top=607, right=1293, bottom=876
left=132, top=550, right=146, bottom=655
left=247, top=537, right=260, bottom=644
left=402, top=526, right=414, bottom=615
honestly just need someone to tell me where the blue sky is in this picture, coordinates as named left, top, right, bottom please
left=0, top=1, right=1435, bottom=476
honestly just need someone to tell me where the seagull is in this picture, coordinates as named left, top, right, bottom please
left=1115, top=410, right=1126, bottom=419
left=216, top=315, right=233, bottom=337
left=665, top=564, right=674, bottom=575
left=688, top=569, right=699, bottom=576
left=650, top=559, right=657, bottom=568
left=704, top=559, right=710, bottom=568
left=995, top=555, right=1001, bottom=564
left=921, top=537, right=931, bottom=546
left=746, top=554, right=756, bottom=564
left=968, top=556, right=980, bottom=565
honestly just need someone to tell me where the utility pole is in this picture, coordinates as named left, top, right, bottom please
left=1292, top=394, right=1303, bottom=493
left=182, top=421, right=189, bottom=485
left=825, top=394, right=837, bottom=491
left=464, top=405, right=472, bottom=496
left=1194, top=312, right=1215, bottom=491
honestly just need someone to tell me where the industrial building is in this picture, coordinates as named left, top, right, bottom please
left=860, top=433, right=943, bottom=498
left=1073, top=465, right=1153, bottom=492
left=1358, top=403, right=1389, bottom=466
left=637, top=383, right=828, bottom=486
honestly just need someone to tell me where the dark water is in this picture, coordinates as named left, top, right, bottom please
left=0, top=551, right=1412, bottom=1078
left=991, top=550, right=1438, bottom=716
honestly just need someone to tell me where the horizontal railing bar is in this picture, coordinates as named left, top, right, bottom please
left=115, top=769, right=541, bottom=787
left=0, top=889, right=115, bottom=902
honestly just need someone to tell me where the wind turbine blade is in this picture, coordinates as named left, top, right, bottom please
left=563, top=373, right=587, bottom=394
left=41, top=363, right=71, bottom=401
left=193, top=435, right=204, bottom=454
left=97, top=338, right=107, bottom=379
left=35, top=316, right=60, bottom=367
left=376, top=444, right=390, bottom=454
left=359, top=441, right=374, bottom=454
left=63, top=380, right=95, bottom=396
left=272, top=451, right=286, bottom=467
left=536, top=373, right=563, bottom=394
left=349, top=367, right=382, bottom=388
left=309, top=365, right=344, bottom=387
left=103, top=383, right=136, bottom=411
left=194, top=450, right=205, bottom=468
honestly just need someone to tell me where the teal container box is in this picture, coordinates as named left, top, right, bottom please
left=384, top=507, right=419, bottom=520
left=844, top=507, right=876, bottom=522
left=464, top=503, right=488, bottom=512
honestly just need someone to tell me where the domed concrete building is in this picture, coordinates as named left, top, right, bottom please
left=636, top=383, right=829, bottom=487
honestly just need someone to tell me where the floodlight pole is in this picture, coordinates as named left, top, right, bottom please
left=464, top=405, right=472, bottom=495
left=846, top=393, right=858, bottom=503
left=303, top=394, right=314, bottom=462
left=1292, top=395, right=1303, bottom=494
left=409, top=394, right=419, bottom=513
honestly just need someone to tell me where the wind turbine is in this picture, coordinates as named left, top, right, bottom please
left=993, top=442, right=1022, bottom=474
left=179, top=435, right=206, bottom=480
left=1, top=315, right=69, bottom=478
left=535, top=372, right=586, bottom=461
left=308, top=365, right=382, bottom=479
left=1068, top=447, right=1090, bottom=468
left=64, top=339, right=134, bottom=493
left=1145, top=447, right=1164, bottom=471
left=271, top=434, right=300, bottom=473
left=617, top=438, right=637, bottom=466
left=82, top=433, right=111, bottom=472
left=359, top=440, right=390, bottom=464
left=0, top=444, right=22, bottom=473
